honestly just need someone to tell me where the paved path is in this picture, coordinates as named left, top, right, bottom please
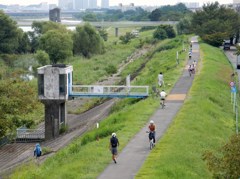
left=98, top=36, right=200, bottom=179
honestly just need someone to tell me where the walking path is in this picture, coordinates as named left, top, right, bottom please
left=98, top=36, right=200, bottom=179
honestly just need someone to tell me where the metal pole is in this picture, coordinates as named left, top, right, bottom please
left=176, top=51, right=179, bottom=65
left=236, top=99, right=239, bottom=134
left=234, top=92, right=236, bottom=112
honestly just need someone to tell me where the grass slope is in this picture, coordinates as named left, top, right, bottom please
left=136, top=43, right=237, bottom=178
left=10, top=36, right=188, bottom=179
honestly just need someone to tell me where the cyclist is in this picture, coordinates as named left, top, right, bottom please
left=160, top=89, right=167, bottom=107
left=148, top=120, right=156, bottom=144
left=188, top=51, right=192, bottom=59
left=188, top=64, right=195, bottom=76
left=109, top=133, right=119, bottom=164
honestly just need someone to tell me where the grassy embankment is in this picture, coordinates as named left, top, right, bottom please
left=67, top=28, right=155, bottom=114
left=10, top=35, right=188, bottom=178
left=136, top=42, right=238, bottom=178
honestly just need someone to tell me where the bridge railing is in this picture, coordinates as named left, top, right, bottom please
left=69, top=85, right=149, bottom=98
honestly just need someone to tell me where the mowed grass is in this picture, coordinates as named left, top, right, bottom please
left=10, top=36, right=189, bottom=179
left=136, top=43, right=237, bottom=178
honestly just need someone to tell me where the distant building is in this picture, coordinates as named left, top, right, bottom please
left=58, top=0, right=74, bottom=10
left=40, top=2, right=48, bottom=10
left=181, top=2, right=199, bottom=8
left=49, top=4, right=57, bottom=10
left=75, top=0, right=88, bottom=10
left=49, top=8, right=61, bottom=22
left=101, top=0, right=109, bottom=8
left=89, top=0, right=97, bottom=9
left=118, top=3, right=136, bottom=12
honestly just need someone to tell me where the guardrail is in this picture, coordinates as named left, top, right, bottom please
left=69, top=85, right=149, bottom=98
left=16, top=128, right=45, bottom=142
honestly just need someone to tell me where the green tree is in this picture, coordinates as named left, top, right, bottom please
left=30, top=21, right=69, bottom=52
left=39, top=30, right=73, bottom=64
left=119, top=32, right=135, bottom=44
left=0, top=79, right=42, bottom=138
left=98, top=28, right=108, bottom=41
left=34, top=50, right=50, bottom=66
left=203, top=134, right=240, bottom=178
left=0, top=10, right=22, bottom=53
left=149, top=3, right=191, bottom=21
left=17, top=32, right=31, bottom=53
left=73, top=23, right=105, bottom=57
left=82, top=13, right=98, bottom=21
left=149, top=8, right=162, bottom=21
left=32, top=21, right=68, bottom=35
left=191, top=2, right=240, bottom=46
left=177, top=16, right=192, bottom=35
left=159, top=25, right=176, bottom=38
left=153, top=26, right=168, bottom=40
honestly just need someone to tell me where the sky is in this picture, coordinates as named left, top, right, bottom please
left=0, top=0, right=233, bottom=6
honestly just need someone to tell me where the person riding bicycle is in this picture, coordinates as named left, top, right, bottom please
left=160, top=89, right=167, bottom=107
left=188, top=64, right=195, bottom=76
left=148, top=120, right=156, bottom=144
left=188, top=51, right=192, bottom=59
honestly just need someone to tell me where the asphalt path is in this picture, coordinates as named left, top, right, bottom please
left=98, top=36, right=200, bottom=179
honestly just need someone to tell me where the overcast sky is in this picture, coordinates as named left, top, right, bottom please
left=0, top=0, right=233, bottom=6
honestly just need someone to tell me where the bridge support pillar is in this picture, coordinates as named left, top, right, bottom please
left=42, top=100, right=67, bottom=140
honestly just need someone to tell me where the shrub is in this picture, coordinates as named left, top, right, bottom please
left=59, top=124, right=68, bottom=134
left=105, top=64, right=117, bottom=74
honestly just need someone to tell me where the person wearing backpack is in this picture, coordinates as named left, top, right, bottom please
left=34, top=143, right=42, bottom=158
left=109, top=133, right=119, bottom=164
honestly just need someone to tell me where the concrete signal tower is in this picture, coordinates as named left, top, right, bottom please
left=38, top=64, right=73, bottom=140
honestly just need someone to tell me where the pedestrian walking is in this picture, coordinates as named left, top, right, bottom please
left=109, top=133, right=119, bottom=164
left=34, top=143, right=42, bottom=159
left=158, top=72, right=165, bottom=87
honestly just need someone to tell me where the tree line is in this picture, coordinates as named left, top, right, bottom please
left=74, top=3, right=192, bottom=22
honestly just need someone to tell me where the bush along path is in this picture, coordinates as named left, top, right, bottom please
left=98, top=37, right=199, bottom=179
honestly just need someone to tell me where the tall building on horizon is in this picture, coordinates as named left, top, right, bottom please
left=233, top=0, right=240, bottom=4
left=89, top=0, right=97, bottom=9
left=75, top=0, right=88, bottom=10
left=101, top=0, right=109, bottom=8
left=58, top=0, right=74, bottom=10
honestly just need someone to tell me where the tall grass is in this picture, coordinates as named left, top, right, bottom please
left=10, top=36, right=189, bottom=179
left=69, top=29, right=155, bottom=85
left=136, top=43, right=237, bottom=178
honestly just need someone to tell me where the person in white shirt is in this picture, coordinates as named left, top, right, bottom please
left=160, top=89, right=167, bottom=107
left=158, top=72, right=165, bottom=87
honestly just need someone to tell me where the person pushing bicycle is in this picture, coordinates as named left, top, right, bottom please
left=148, top=120, right=156, bottom=144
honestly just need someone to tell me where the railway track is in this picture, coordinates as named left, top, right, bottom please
left=0, top=99, right=116, bottom=176
left=0, top=44, right=155, bottom=176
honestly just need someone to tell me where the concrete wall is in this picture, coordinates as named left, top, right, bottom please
left=43, top=100, right=67, bottom=140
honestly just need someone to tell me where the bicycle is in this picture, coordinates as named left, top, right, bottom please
left=160, top=98, right=165, bottom=109
left=152, top=86, right=160, bottom=98
left=188, top=65, right=195, bottom=77
left=146, top=131, right=155, bottom=150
